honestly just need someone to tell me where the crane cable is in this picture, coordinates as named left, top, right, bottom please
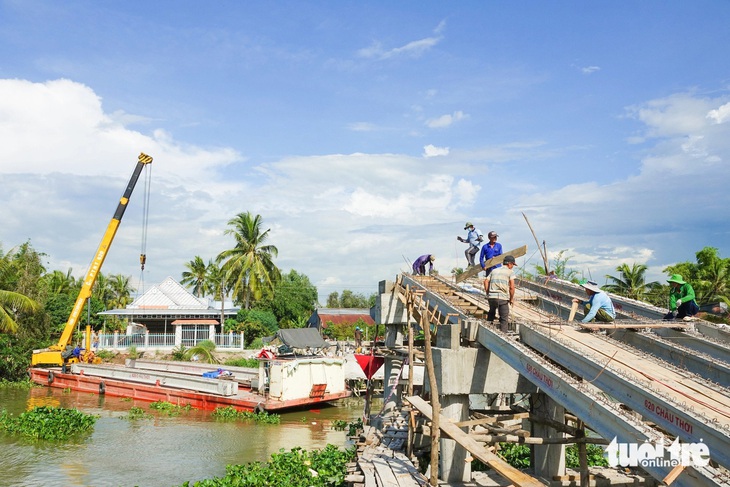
left=138, top=163, right=152, bottom=296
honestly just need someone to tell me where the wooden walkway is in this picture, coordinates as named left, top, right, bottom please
left=347, top=409, right=429, bottom=487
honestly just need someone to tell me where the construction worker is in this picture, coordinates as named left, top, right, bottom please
left=573, top=280, right=615, bottom=323
left=457, top=222, right=483, bottom=267
left=479, top=231, right=503, bottom=277
left=412, top=254, right=435, bottom=276
left=664, top=274, right=699, bottom=321
left=484, top=254, right=517, bottom=332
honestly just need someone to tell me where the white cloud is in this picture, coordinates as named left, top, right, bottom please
left=511, top=92, right=730, bottom=281
left=581, top=66, right=601, bottom=74
left=347, top=122, right=379, bottom=132
left=707, top=102, right=730, bottom=124
left=357, top=22, right=445, bottom=61
left=426, top=110, right=467, bottom=128
left=423, top=144, right=449, bottom=157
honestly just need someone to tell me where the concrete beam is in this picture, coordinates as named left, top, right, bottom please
left=519, top=325, right=730, bottom=475
left=71, top=363, right=238, bottom=396
left=653, top=328, right=730, bottom=364
left=608, top=329, right=730, bottom=387
left=475, top=324, right=721, bottom=486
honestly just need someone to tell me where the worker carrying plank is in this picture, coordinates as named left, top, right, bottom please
left=479, top=230, right=503, bottom=278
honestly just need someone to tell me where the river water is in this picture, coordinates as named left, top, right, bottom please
left=0, top=386, right=366, bottom=487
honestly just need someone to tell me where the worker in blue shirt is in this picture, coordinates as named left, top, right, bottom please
left=573, top=280, right=615, bottom=323
left=479, top=231, right=503, bottom=277
left=457, top=222, right=483, bottom=267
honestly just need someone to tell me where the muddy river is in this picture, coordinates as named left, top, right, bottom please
left=0, top=385, right=366, bottom=487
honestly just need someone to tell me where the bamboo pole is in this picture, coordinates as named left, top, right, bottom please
left=470, top=434, right=609, bottom=445
left=522, top=212, right=549, bottom=275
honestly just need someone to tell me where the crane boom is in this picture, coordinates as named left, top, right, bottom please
left=32, top=153, right=153, bottom=366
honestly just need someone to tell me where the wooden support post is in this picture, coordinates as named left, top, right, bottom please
left=406, top=396, right=544, bottom=487
left=577, top=420, right=588, bottom=487
left=568, top=300, right=579, bottom=322
left=407, top=300, right=415, bottom=459
left=421, top=300, right=440, bottom=486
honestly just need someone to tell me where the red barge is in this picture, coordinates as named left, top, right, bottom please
left=29, top=355, right=352, bottom=412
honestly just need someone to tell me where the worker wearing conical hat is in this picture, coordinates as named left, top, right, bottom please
left=664, top=274, right=699, bottom=321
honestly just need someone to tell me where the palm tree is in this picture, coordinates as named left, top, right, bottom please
left=43, top=268, right=77, bottom=295
left=604, top=263, right=660, bottom=301
left=108, top=274, right=135, bottom=309
left=185, top=339, right=220, bottom=364
left=0, top=255, right=40, bottom=333
left=217, top=212, right=280, bottom=309
left=181, top=256, right=209, bottom=297
left=205, top=261, right=230, bottom=331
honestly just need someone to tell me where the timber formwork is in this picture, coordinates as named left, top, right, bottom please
left=390, top=273, right=730, bottom=487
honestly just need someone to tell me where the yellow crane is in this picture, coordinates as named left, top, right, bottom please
left=31, top=153, right=153, bottom=366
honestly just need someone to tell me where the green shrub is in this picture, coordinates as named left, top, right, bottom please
left=170, top=344, right=187, bottom=361
left=95, top=349, right=116, bottom=361
left=566, top=444, right=608, bottom=468
left=223, top=357, right=259, bottom=368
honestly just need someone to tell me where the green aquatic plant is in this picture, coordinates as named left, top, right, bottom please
left=149, top=401, right=195, bottom=416
left=123, top=406, right=153, bottom=420
left=178, top=444, right=354, bottom=487
left=211, top=406, right=281, bottom=424
left=0, top=379, right=34, bottom=389
left=0, top=406, right=97, bottom=440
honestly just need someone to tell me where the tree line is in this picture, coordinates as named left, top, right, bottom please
left=530, top=247, right=730, bottom=317
left=0, top=211, right=375, bottom=379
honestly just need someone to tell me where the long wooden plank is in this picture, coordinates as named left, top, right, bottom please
left=406, top=395, right=544, bottom=487
left=455, top=245, right=528, bottom=283
left=372, top=455, right=401, bottom=487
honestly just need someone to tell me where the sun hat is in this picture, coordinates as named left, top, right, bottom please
left=667, top=274, right=685, bottom=285
left=464, top=222, right=473, bottom=230
left=488, top=231, right=498, bottom=238
left=429, top=255, right=436, bottom=261
left=503, top=255, right=517, bottom=266
left=580, top=280, right=602, bottom=293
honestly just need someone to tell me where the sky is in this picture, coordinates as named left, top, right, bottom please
left=1, top=1, right=729, bottom=304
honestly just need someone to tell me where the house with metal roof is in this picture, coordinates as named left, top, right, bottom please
left=99, top=276, right=239, bottom=346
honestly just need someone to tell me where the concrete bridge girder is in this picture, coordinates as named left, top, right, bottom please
left=474, top=325, right=723, bottom=487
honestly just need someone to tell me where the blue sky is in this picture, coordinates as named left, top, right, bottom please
left=1, top=1, right=729, bottom=303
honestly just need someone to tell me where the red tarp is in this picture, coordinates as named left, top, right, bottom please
left=354, top=354, right=384, bottom=380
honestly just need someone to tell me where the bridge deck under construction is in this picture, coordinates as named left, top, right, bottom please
left=372, top=273, right=730, bottom=487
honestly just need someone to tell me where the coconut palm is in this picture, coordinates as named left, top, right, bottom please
left=181, top=256, right=208, bottom=297
left=217, top=212, right=280, bottom=309
left=43, top=268, right=77, bottom=295
left=107, top=274, right=135, bottom=309
left=604, top=263, right=660, bottom=301
left=0, top=255, right=40, bottom=333
left=185, top=339, right=219, bottom=364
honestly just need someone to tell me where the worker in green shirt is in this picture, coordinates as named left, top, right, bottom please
left=663, top=274, right=699, bottom=321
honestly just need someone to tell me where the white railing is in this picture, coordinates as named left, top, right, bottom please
left=91, top=331, right=245, bottom=352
